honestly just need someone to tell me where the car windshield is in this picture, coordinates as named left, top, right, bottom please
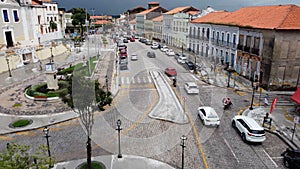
left=189, top=86, right=197, bottom=88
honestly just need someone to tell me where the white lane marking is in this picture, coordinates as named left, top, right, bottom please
left=131, top=77, right=135, bottom=84
left=148, top=76, right=152, bottom=83
left=263, top=149, right=278, bottom=168
left=223, top=137, right=239, bottom=163
left=126, top=77, right=130, bottom=84
left=121, top=77, right=124, bottom=84
left=191, top=74, right=199, bottom=81
left=143, top=77, right=147, bottom=83
left=271, top=157, right=283, bottom=159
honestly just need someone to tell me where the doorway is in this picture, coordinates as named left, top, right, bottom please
left=5, top=31, right=13, bottom=47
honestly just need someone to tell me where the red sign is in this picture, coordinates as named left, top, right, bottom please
left=270, top=96, right=278, bottom=114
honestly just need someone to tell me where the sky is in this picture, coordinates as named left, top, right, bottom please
left=55, top=0, right=300, bottom=16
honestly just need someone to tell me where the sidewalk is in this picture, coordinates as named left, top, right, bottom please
left=242, top=106, right=300, bottom=150
left=53, top=155, right=174, bottom=169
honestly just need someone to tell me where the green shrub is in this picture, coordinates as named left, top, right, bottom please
left=79, top=161, right=103, bottom=169
left=12, top=119, right=31, bottom=128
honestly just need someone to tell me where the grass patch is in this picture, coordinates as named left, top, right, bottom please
left=12, top=103, right=22, bottom=108
left=12, top=119, right=31, bottom=128
left=79, top=161, right=104, bottom=169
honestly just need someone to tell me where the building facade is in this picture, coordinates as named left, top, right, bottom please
left=162, top=6, right=199, bottom=48
left=189, top=5, right=300, bottom=89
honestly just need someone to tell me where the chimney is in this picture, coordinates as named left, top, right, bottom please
left=148, top=2, right=159, bottom=9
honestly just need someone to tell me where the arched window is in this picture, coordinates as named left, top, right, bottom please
left=207, top=28, right=210, bottom=38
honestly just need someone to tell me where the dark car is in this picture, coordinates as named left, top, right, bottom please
left=147, top=51, right=156, bottom=58
left=185, top=61, right=195, bottom=70
left=282, top=148, right=300, bottom=168
left=123, top=38, right=128, bottom=43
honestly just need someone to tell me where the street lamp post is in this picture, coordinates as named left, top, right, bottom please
left=43, top=126, right=52, bottom=167
left=249, top=81, right=257, bottom=110
left=116, top=119, right=122, bottom=158
left=180, top=135, right=187, bottom=169
left=6, top=57, right=12, bottom=77
left=105, top=75, right=109, bottom=93
left=50, top=46, right=54, bottom=63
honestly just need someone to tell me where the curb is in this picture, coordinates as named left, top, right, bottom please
left=265, top=129, right=299, bottom=150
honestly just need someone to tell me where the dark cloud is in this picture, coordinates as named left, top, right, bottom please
left=55, top=0, right=300, bottom=15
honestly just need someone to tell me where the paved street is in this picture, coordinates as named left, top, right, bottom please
left=0, top=36, right=298, bottom=169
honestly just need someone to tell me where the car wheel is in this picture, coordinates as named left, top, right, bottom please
left=241, top=133, right=246, bottom=142
left=232, top=121, right=236, bottom=128
left=283, top=159, right=290, bottom=168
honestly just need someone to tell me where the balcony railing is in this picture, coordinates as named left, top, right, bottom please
left=244, top=46, right=250, bottom=52
left=237, top=44, right=243, bottom=50
left=251, top=48, right=259, bottom=55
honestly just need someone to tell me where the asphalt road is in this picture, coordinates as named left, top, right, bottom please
left=0, top=39, right=289, bottom=168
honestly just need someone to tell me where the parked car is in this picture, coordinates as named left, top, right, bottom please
left=160, top=45, right=169, bottom=52
left=131, top=53, right=138, bottom=61
left=281, top=148, right=300, bottom=169
left=145, top=40, right=152, bottom=45
left=184, top=82, right=199, bottom=94
left=151, top=44, right=159, bottom=49
left=177, top=55, right=187, bottom=64
left=185, top=61, right=195, bottom=70
left=147, top=51, right=156, bottom=58
left=232, top=115, right=266, bottom=143
left=130, top=37, right=135, bottom=42
left=119, top=62, right=128, bottom=70
left=165, top=67, right=177, bottom=76
left=197, top=106, right=220, bottom=127
left=166, top=49, right=175, bottom=56
left=123, top=38, right=128, bottom=43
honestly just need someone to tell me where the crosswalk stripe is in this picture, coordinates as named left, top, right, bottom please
left=148, top=76, right=152, bottom=83
left=143, top=77, right=147, bottom=83
left=121, top=77, right=124, bottom=84
left=131, top=77, right=135, bottom=84
left=137, top=77, right=141, bottom=83
left=126, top=77, right=130, bottom=84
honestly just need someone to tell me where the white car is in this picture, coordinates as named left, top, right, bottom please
left=166, top=49, right=175, bottom=56
left=177, top=55, right=187, bottom=64
left=160, top=45, right=168, bottom=52
left=198, top=106, right=220, bottom=127
left=184, top=82, right=199, bottom=94
left=232, top=115, right=266, bottom=143
left=131, top=53, right=137, bottom=61
left=151, top=44, right=159, bottom=49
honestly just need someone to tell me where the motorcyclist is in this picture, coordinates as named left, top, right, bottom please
left=223, top=97, right=232, bottom=110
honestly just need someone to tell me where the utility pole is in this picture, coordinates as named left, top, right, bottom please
left=86, top=8, right=91, bottom=76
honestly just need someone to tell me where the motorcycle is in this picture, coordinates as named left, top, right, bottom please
left=223, top=98, right=232, bottom=110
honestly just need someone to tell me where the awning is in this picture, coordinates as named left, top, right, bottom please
left=291, top=87, right=300, bottom=105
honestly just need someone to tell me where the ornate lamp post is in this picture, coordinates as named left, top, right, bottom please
left=50, top=46, right=54, bottom=63
left=6, top=57, right=12, bottom=77
left=180, top=135, right=187, bottom=169
left=116, top=119, right=122, bottom=158
left=105, top=75, right=109, bottom=93
left=43, top=126, right=52, bottom=167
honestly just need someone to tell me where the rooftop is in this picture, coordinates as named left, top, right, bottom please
left=191, top=4, right=300, bottom=30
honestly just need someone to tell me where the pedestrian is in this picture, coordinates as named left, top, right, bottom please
left=39, top=61, right=42, bottom=71
left=264, top=94, right=269, bottom=106
left=211, top=64, right=214, bottom=72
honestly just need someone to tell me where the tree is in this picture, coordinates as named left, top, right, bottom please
left=71, top=8, right=90, bottom=40
left=49, top=20, right=57, bottom=31
left=0, top=143, right=52, bottom=168
left=72, top=66, right=111, bottom=169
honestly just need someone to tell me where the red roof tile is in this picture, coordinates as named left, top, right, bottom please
left=164, top=6, right=199, bottom=15
left=152, top=15, right=163, bottom=22
left=191, top=5, right=300, bottom=30
left=137, top=6, right=161, bottom=15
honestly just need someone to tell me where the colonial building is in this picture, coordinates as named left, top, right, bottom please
left=152, top=15, right=163, bottom=42
left=162, top=6, right=199, bottom=48
left=189, top=5, right=300, bottom=89
left=135, top=2, right=167, bottom=37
